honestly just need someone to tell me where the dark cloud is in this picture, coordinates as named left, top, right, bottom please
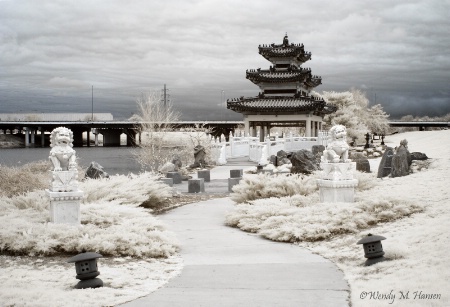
left=1, top=0, right=449, bottom=120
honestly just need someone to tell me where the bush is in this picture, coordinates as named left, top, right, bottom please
left=0, top=172, right=178, bottom=258
left=225, top=196, right=424, bottom=243
left=0, top=161, right=50, bottom=197
left=231, top=171, right=377, bottom=204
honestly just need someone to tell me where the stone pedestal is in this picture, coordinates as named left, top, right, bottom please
left=316, top=179, right=358, bottom=202
left=166, top=172, right=182, bottom=184
left=160, top=178, right=173, bottom=187
left=230, top=169, right=243, bottom=178
left=228, top=177, right=241, bottom=192
left=317, top=162, right=358, bottom=203
left=46, top=190, right=83, bottom=224
left=197, top=170, right=211, bottom=182
left=188, top=178, right=205, bottom=193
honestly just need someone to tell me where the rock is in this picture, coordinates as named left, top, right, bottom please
left=159, top=162, right=176, bottom=174
left=391, top=145, right=410, bottom=177
left=289, top=149, right=319, bottom=174
left=350, top=152, right=370, bottom=173
left=373, top=152, right=381, bottom=157
left=276, top=150, right=289, bottom=166
left=171, top=156, right=182, bottom=169
left=85, top=161, right=109, bottom=179
left=311, top=145, right=325, bottom=156
left=189, top=145, right=207, bottom=168
left=411, top=152, right=428, bottom=161
left=278, top=157, right=291, bottom=166
left=377, top=147, right=394, bottom=178
left=269, top=155, right=277, bottom=166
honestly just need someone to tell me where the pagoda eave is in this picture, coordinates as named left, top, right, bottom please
left=226, top=97, right=331, bottom=115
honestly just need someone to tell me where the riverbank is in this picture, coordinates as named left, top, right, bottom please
left=0, top=134, right=24, bottom=148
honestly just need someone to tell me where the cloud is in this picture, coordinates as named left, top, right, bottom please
left=0, top=0, right=449, bottom=120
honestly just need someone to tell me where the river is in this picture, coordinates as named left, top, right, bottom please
left=0, top=147, right=143, bottom=175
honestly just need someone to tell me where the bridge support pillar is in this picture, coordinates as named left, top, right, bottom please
left=40, top=127, right=45, bottom=147
left=24, top=127, right=30, bottom=147
left=102, top=129, right=121, bottom=147
left=125, top=129, right=137, bottom=146
left=72, top=128, right=84, bottom=147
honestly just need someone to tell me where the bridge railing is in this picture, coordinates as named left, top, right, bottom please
left=209, top=131, right=328, bottom=164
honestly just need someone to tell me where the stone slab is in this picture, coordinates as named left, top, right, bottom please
left=160, top=178, right=173, bottom=187
left=188, top=178, right=205, bottom=193
left=229, top=169, right=243, bottom=178
left=197, top=170, right=210, bottom=182
left=166, top=171, right=182, bottom=184
left=228, top=177, right=241, bottom=192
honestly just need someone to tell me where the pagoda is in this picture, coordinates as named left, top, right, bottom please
left=227, top=34, right=336, bottom=140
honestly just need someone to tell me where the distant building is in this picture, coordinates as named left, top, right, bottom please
left=227, top=34, right=336, bottom=140
left=0, top=113, right=113, bottom=122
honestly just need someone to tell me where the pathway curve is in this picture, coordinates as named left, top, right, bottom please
left=121, top=196, right=349, bottom=306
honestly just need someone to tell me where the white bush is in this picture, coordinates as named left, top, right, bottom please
left=0, top=173, right=178, bottom=257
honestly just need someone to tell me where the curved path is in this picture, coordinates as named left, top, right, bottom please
left=121, top=197, right=349, bottom=306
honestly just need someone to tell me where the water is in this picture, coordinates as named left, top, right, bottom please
left=0, top=147, right=143, bottom=175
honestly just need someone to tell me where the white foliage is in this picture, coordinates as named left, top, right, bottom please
left=0, top=173, right=178, bottom=257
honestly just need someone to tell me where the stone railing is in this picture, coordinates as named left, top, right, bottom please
left=210, top=131, right=329, bottom=164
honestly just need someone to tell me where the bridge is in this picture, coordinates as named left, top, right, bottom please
left=0, top=121, right=244, bottom=147
left=0, top=120, right=448, bottom=147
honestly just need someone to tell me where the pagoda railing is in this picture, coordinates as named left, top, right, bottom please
left=210, top=131, right=329, bottom=165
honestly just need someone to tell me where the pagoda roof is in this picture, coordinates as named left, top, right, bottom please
left=227, top=96, right=336, bottom=114
left=246, top=69, right=322, bottom=88
left=258, top=35, right=312, bottom=63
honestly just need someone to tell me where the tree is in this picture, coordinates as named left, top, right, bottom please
left=130, top=91, right=180, bottom=172
left=322, top=89, right=390, bottom=143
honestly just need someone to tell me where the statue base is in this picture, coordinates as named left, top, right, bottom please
left=46, top=190, right=83, bottom=224
left=316, top=179, right=358, bottom=203
left=317, top=162, right=358, bottom=203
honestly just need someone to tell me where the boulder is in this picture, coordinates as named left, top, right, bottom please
left=85, top=161, right=109, bottom=179
left=377, top=147, right=394, bottom=178
left=171, top=156, right=182, bottom=169
left=276, top=150, right=290, bottom=166
left=289, top=149, right=319, bottom=174
left=411, top=152, right=428, bottom=161
left=350, top=152, right=371, bottom=173
left=189, top=145, right=207, bottom=168
left=311, top=145, right=325, bottom=156
left=391, top=146, right=410, bottom=177
left=159, top=162, right=176, bottom=174
left=269, top=155, right=277, bottom=166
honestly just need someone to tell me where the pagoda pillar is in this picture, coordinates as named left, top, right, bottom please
left=306, top=116, right=311, bottom=137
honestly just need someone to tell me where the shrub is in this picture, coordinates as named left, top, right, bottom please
left=0, top=172, right=177, bottom=257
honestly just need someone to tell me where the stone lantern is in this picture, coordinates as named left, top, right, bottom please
left=67, top=252, right=103, bottom=289
left=357, top=233, right=386, bottom=266
left=364, top=133, right=370, bottom=149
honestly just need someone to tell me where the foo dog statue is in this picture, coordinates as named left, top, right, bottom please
left=321, top=125, right=351, bottom=163
left=49, top=127, right=79, bottom=191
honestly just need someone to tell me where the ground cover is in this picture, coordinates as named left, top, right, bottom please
left=227, top=130, right=450, bottom=306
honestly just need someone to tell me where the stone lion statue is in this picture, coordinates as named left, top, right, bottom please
left=49, top=127, right=77, bottom=171
left=321, top=125, right=351, bottom=163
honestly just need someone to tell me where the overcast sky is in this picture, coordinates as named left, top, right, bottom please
left=1, top=0, right=449, bottom=120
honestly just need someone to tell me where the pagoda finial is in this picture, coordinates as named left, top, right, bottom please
left=283, top=33, right=289, bottom=46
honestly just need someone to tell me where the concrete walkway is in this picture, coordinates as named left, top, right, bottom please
left=121, top=158, right=350, bottom=306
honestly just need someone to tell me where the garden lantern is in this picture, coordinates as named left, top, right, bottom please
left=357, top=233, right=386, bottom=266
left=364, top=133, right=370, bottom=149
left=67, top=252, right=103, bottom=289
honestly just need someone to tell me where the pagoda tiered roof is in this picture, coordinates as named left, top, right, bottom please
left=258, top=37, right=312, bottom=63
left=227, top=95, right=336, bottom=115
left=246, top=68, right=322, bottom=88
